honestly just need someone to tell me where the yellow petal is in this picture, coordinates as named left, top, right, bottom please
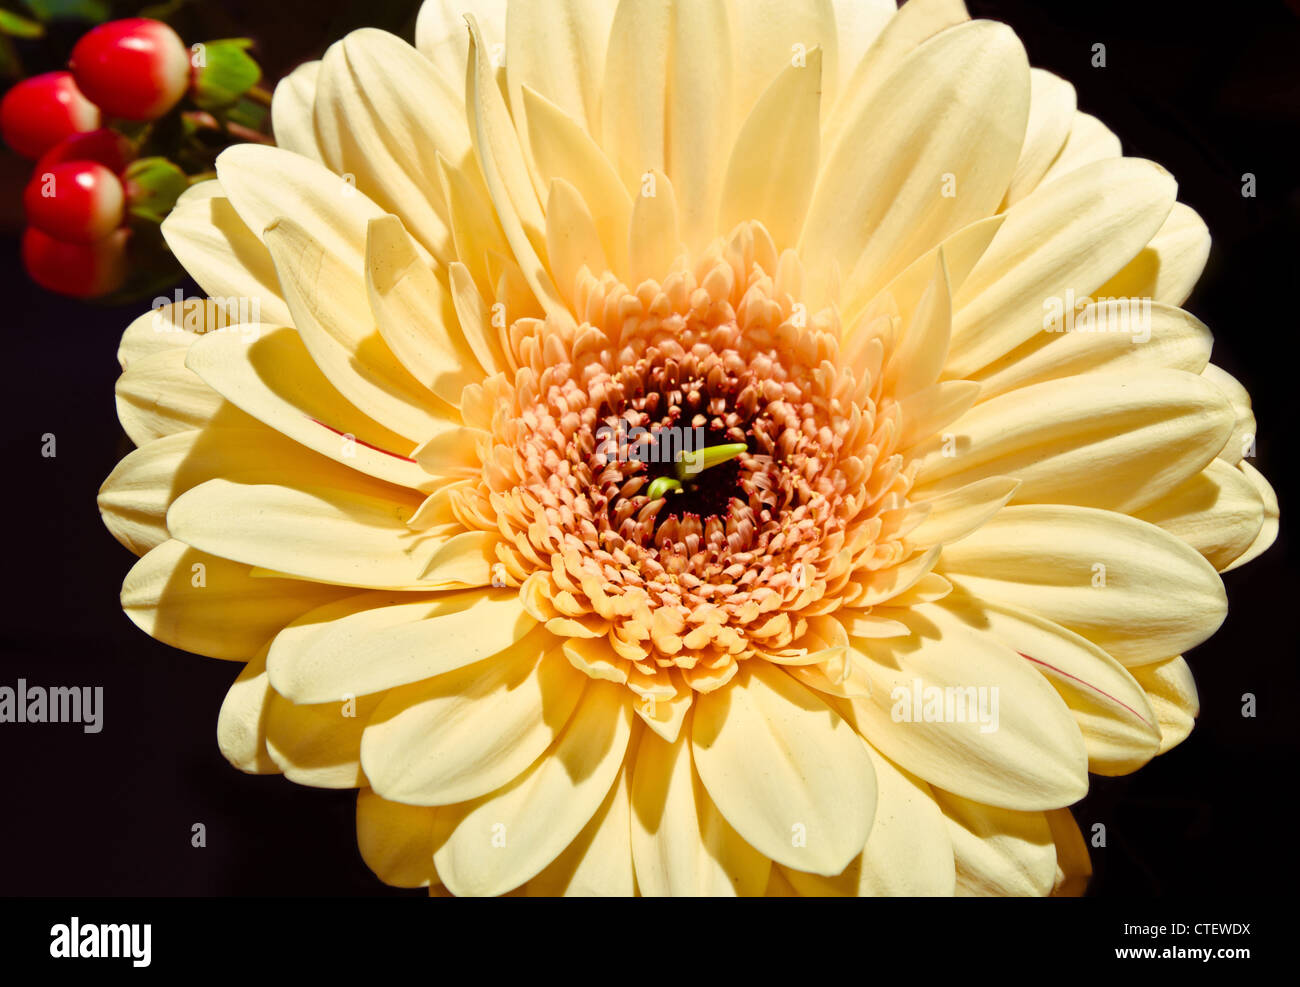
left=938, top=593, right=1161, bottom=776
left=692, top=661, right=876, bottom=875
left=433, top=680, right=633, bottom=896
left=1003, top=69, right=1076, bottom=206
left=781, top=743, right=957, bottom=896
left=935, top=792, right=1056, bottom=896
left=526, top=759, right=635, bottom=896
left=719, top=47, right=822, bottom=251
left=803, top=19, right=1029, bottom=309
left=360, top=635, right=584, bottom=804
left=1134, top=458, right=1266, bottom=572
left=843, top=603, right=1089, bottom=810
left=1129, top=656, right=1198, bottom=754
left=266, top=589, right=536, bottom=703
left=631, top=723, right=771, bottom=896
left=356, top=788, right=440, bottom=888
left=160, top=182, right=293, bottom=326
left=122, top=540, right=349, bottom=661
left=939, top=505, right=1226, bottom=665
left=946, top=157, right=1177, bottom=377
left=365, top=214, right=484, bottom=407
left=115, top=348, right=249, bottom=447
left=264, top=688, right=382, bottom=788
left=186, top=326, right=437, bottom=492
left=216, top=650, right=279, bottom=774
left=912, top=368, right=1235, bottom=514
left=1223, top=461, right=1277, bottom=572
left=270, top=60, right=322, bottom=161
left=1095, top=202, right=1210, bottom=307
left=505, top=0, right=612, bottom=138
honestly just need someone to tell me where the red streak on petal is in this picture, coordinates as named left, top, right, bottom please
left=1018, top=651, right=1154, bottom=728
left=307, top=417, right=417, bottom=463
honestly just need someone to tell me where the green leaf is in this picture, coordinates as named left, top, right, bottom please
left=122, top=156, right=189, bottom=223
left=0, top=9, right=44, bottom=37
left=20, top=0, right=110, bottom=23
left=191, top=38, right=261, bottom=110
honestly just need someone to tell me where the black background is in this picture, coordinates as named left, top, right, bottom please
left=0, top=0, right=1296, bottom=897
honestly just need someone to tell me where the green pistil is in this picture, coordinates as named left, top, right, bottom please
left=675, top=442, right=747, bottom=481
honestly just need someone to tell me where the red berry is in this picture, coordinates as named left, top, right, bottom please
left=22, top=227, right=128, bottom=299
left=1, top=72, right=101, bottom=160
left=37, top=128, right=135, bottom=176
left=69, top=18, right=190, bottom=121
left=24, top=162, right=125, bottom=244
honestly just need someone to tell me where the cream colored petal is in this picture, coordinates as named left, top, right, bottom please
left=466, top=15, right=568, bottom=322
left=360, top=635, right=585, bottom=805
left=824, top=0, right=968, bottom=157
left=506, top=0, right=613, bottom=139
left=415, top=0, right=507, bottom=89
left=896, top=380, right=979, bottom=450
left=1202, top=363, right=1256, bottom=465
left=266, top=589, right=535, bottom=703
left=880, top=250, right=950, bottom=398
left=938, top=593, right=1161, bottom=776
left=1129, top=656, right=1198, bottom=754
left=692, top=661, right=876, bottom=876
left=160, top=182, right=293, bottom=327
left=264, top=217, right=452, bottom=442
left=935, top=792, right=1056, bottom=897
left=631, top=723, right=771, bottom=896
left=270, top=61, right=323, bottom=162
left=448, top=262, right=512, bottom=374
left=628, top=169, right=681, bottom=285
left=216, top=143, right=405, bottom=277
left=909, top=476, right=1019, bottom=549
left=946, top=157, right=1177, bottom=378
left=314, top=29, right=470, bottom=264
left=1224, top=461, right=1278, bottom=572
left=972, top=302, right=1213, bottom=403
left=185, top=327, right=437, bottom=492
left=522, top=87, right=631, bottom=280
left=1036, top=112, right=1121, bottom=188
left=356, top=789, right=440, bottom=888
left=118, top=300, right=225, bottom=369
left=366, top=215, right=484, bottom=407
left=122, top=539, right=350, bottom=661
left=526, top=759, right=635, bottom=896
left=830, top=0, right=895, bottom=92
left=803, top=20, right=1029, bottom=310
left=939, top=505, right=1226, bottom=665
left=433, top=680, right=633, bottom=897
left=166, top=477, right=433, bottom=591
left=781, top=743, right=957, bottom=896
left=264, top=688, right=382, bottom=788
left=1095, top=202, right=1211, bottom=307
left=99, top=425, right=361, bottom=557
left=545, top=178, right=609, bottom=306
left=851, top=545, right=941, bottom=607
left=912, top=368, right=1235, bottom=514
left=1004, top=69, right=1076, bottom=207
left=217, top=651, right=279, bottom=774
left=1134, top=458, right=1265, bottom=572
left=418, top=530, right=501, bottom=587
left=436, top=150, right=511, bottom=301
left=115, top=347, right=253, bottom=448
left=1047, top=807, right=1091, bottom=896
left=843, top=603, right=1088, bottom=810
left=719, top=48, right=822, bottom=251
left=730, top=0, right=835, bottom=144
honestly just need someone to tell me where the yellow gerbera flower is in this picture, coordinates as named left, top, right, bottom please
left=99, top=0, right=1278, bottom=896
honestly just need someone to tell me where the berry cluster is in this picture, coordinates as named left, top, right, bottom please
left=3, top=16, right=266, bottom=300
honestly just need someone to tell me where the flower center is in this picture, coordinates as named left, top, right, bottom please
left=454, top=224, right=917, bottom=692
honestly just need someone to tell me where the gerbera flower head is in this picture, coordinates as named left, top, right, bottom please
left=100, top=0, right=1278, bottom=896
